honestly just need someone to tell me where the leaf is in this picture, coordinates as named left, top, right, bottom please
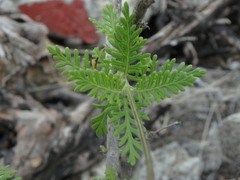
left=83, top=50, right=90, bottom=68
left=55, top=62, right=68, bottom=68
left=73, top=49, right=80, bottom=66
left=108, top=98, right=143, bottom=165
left=91, top=2, right=151, bottom=81
left=48, top=45, right=124, bottom=104
left=0, top=165, right=22, bottom=180
left=91, top=112, right=108, bottom=136
left=91, top=104, right=119, bottom=136
left=89, top=4, right=119, bottom=37
left=65, top=47, right=71, bottom=61
left=47, top=46, right=55, bottom=54
left=135, top=59, right=206, bottom=104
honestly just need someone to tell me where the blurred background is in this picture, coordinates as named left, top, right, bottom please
left=0, top=0, right=240, bottom=179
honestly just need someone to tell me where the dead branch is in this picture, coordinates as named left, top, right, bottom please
left=133, top=0, right=155, bottom=27
left=143, top=0, right=238, bottom=56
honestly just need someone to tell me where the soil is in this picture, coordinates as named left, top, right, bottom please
left=0, top=0, right=240, bottom=180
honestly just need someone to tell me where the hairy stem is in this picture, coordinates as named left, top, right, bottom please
left=125, top=86, right=155, bottom=180
left=106, top=123, right=120, bottom=173
left=106, top=0, right=122, bottom=179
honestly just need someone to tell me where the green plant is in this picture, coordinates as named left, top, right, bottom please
left=92, top=168, right=136, bottom=180
left=92, top=168, right=118, bottom=180
left=48, top=2, right=205, bottom=179
left=0, top=165, right=22, bottom=180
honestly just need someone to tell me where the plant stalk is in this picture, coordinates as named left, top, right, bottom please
left=125, top=86, right=155, bottom=180
left=106, top=0, right=122, bottom=179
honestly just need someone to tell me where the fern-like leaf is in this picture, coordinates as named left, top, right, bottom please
left=91, top=103, right=119, bottom=136
left=135, top=59, right=206, bottom=104
left=0, top=165, right=22, bottom=180
left=47, top=46, right=125, bottom=104
left=108, top=98, right=143, bottom=165
left=89, top=5, right=119, bottom=37
left=91, top=3, right=151, bottom=81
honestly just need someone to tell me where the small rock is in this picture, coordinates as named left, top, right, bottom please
left=0, top=0, right=18, bottom=13
left=181, top=129, right=222, bottom=173
left=202, top=123, right=222, bottom=172
left=134, top=142, right=203, bottom=180
left=228, top=61, right=240, bottom=70
left=29, top=157, right=42, bottom=168
left=182, top=140, right=201, bottom=156
left=218, top=113, right=240, bottom=165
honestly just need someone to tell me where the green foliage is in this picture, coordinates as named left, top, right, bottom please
left=48, top=2, right=206, bottom=166
left=91, top=3, right=152, bottom=81
left=92, top=168, right=136, bottom=180
left=135, top=58, right=206, bottom=104
left=92, top=168, right=118, bottom=180
left=0, top=165, right=22, bottom=180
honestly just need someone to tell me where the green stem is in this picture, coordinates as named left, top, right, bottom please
left=125, top=86, right=155, bottom=180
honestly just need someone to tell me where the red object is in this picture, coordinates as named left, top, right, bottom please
left=19, top=0, right=99, bottom=44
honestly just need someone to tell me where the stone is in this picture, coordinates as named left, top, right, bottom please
left=202, top=124, right=222, bottom=172
left=134, top=142, right=203, bottom=180
left=19, top=0, right=99, bottom=44
left=218, top=113, right=240, bottom=165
